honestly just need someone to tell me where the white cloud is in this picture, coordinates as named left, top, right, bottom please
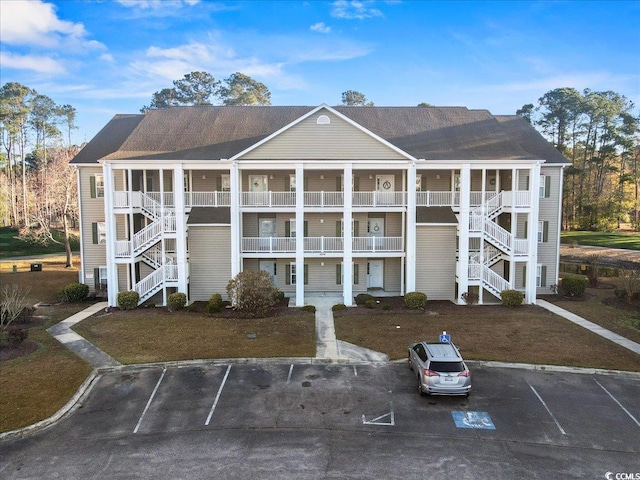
left=0, top=51, right=66, bottom=74
left=116, top=0, right=200, bottom=8
left=0, top=0, right=103, bottom=51
left=331, top=1, right=383, bottom=20
left=310, top=22, right=331, bottom=34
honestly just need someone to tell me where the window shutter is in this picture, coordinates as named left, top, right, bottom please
left=216, top=177, right=222, bottom=191
left=541, top=266, right=547, bottom=287
left=92, top=223, right=98, bottom=244
left=336, top=220, right=341, bottom=237
left=543, top=221, right=549, bottom=242
left=354, top=264, right=359, bottom=284
left=304, top=264, right=308, bottom=285
left=284, top=176, right=290, bottom=191
left=94, top=268, right=100, bottom=290
left=285, top=221, right=290, bottom=237
left=304, top=221, right=308, bottom=237
left=354, top=221, right=359, bottom=237
left=285, top=264, right=291, bottom=285
left=354, top=176, right=359, bottom=192
left=523, top=266, right=526, bottom=287
left=545, top=176, right=551, bottom=198
left=90, top=175, right=96, bottom=198
left=336, top=176, right=342, bottom=191
left=524, top=221, right=528, bottom=239
left=336, top=264, right=342, bottom=285
left=304, top=177, right=309, bottom=191
left=525, top=176, right=530, bottom=190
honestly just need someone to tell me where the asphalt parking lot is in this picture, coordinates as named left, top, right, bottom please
left=1, top=363, right=639, bottom=479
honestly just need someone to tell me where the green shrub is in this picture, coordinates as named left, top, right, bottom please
left=561, top=274, right=587, bottom=297
left=205, top=293, right=223, bottom=313
left=382, top=304, right=392, bottom=311
left=355, top=293, right=374, bottom=305
left=59, top=283, right=89, bottom=303
left=501, top=289, right=524, bottom=307
left=117, top=290, right=139, bottom=310
left=364, top=299, right=376, bottom=309
left=168, top=292, right=187, bottom=311
left=273, top=290, right=286, bottom=304
left=227, top=270, right=278, bottom=318
left=301, top=305, right=316, bottom=313
left=404, top=291, right=427, bottom=309
left=332, top=303, right=347, bottom=311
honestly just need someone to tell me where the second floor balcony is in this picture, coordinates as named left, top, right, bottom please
left=242, top=236, right=404, bottom=254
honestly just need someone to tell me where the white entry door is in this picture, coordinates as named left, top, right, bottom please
left=368, top=218, right=384, bottom=250
left=249, top=175, right=269, bottom=204
left=259, top=218, right=276, bottom=251
left=376, top=174, right=395, bottom=205
left=260, top=260, right=277, bottom=285
left=367, top=260, right=384, bottom=288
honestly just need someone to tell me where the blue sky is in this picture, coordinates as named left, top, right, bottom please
left=1, top=0, right=639, bottom=145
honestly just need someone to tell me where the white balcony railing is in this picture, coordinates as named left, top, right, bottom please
left=304, top=191, right=344, bottom=207
left=241, top=236, right=403, bottom=254
left=185, top=191, right=231, bottom=207
left=352, top=191, right=405, bottom=207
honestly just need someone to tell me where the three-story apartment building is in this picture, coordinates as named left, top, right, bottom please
left=71, top=104, right=568, bottom=307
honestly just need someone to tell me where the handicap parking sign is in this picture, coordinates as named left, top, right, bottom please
left=439, top=331, right=451, bottom=343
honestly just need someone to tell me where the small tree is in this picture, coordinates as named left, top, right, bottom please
left=1, top=284, right=31, bottom=336
left=226, top=270, right=277, bottom=318
left=620, top=269, right=640, bottom=304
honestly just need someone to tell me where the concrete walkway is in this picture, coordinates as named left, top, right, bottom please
left=46, top=302, right=121, bottom=369
left=537, top=299, right=640, bottom=355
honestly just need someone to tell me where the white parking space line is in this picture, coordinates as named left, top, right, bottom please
left=287, top=364, right=294, bottom=384
left=133, top=368, right=167, bottom=434
left=594, top=379, right=640, bottom=428
left=528, top=382, right=567, bottom=435
left=205, top=365, right=231, bottom=426
left=353, top=365, right=358, bottom=377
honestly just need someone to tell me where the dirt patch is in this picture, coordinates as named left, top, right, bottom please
left=0, top=339, right=39, bottom=361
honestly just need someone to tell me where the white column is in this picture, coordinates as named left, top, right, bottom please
left=343, top=164, right=353, bottom=306
left=509, top=168, right=517, bottom=290
left=173, top=164, right=188, bottom=300
left=526, top=163, right=541, bottom=304
left=406, top=164, right=417, bottom=293
left=295, top=164, right=305, bottom=306
left=457, top=165, right=471, bottom=303
left=230, top=162, right=241, bottom=277
left=104, top=163, right=119, bottom=307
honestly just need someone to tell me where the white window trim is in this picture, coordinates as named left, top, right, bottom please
left=221, top=174, right=231, bottom=192
left=536, top=264, right=543, bottom=288
left=537, top=220, right=544, bottom=243
left=98, top=266, right=108, bottom=285
left=95, top=174, right=105, bottom=198
left=290, top=263, right=297, bottom=284
left=97, top=222, right=106, bottom=245
left=539, top=175, right=546, bottom=198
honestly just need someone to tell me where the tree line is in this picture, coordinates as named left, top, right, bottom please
left=0, top=82, right=78, bottom=266
left=517, top=88, right=639, bottom=231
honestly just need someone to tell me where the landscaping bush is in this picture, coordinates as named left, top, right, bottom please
left=355, top=293, right=374, bottom=305
left=205, top=293, right=223, bottom=313
left=364, top=299, right=376, bottom=309
left=561, top=274, right=587, bottom=297
left=382, top=303, right=392, bottom=311
left=117, top=290, right=139, bottom=310
left=332, top=304, right=347, bottom=312
left=6, top=326, right=28, bottom=345
left=273, top=289, right=286, bottom=304
left=168, top=292, right=187, bottom=311
left=404, top=291, right=427, bottom=309
left=301, top=305, right=316, bottom=313
left=501, top=289, right=524, bottom=307
left=227, top=270, right=277, bottom=318
left=59, top=282, right=89, bottom=303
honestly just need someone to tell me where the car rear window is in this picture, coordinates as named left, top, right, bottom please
left=429, top=361, right=465, bottom=373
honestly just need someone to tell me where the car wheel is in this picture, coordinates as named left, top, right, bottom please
left=418, top=378, right=426, bottom=396
left=408, top=354, right=413, bottom=371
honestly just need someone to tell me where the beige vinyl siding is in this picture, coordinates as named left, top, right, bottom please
left=118, top=265, right=128, bottom=292
left=383, top=258, right=402, bottom=292
left=420, top=170, right=455, bottom=191
left=79, top=166, right=107, bottom=287
left=188, top=226, right=232, bottom=301
left=537, top=166, right=562, bottom=293
left=415, top=225, right=456, bottom=300
left=241, top=110, right=406, bottom=161
left=380, top=213, right=403, bottom=236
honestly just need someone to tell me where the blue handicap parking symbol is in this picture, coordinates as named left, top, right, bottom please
left=452, top=411, right=495, bottom=430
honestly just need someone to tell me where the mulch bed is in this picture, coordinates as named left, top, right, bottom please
left=0, top=339, right=39, bottom=361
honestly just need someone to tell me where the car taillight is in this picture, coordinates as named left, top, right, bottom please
left=424, top=369, right=440, bottom=377
left=458, top=370, right=470, bottom=377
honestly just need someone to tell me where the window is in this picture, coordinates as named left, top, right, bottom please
left=290, top=263, right=297, bottom=284
left=93, top=266, right=108, bottom=293
left=336, top=263, right=359, bottom=285
left=540, top=175, right=551, bottom=198
left=538, top=220, right=549, bottom=243
left=92, top=222, right=106, bottom=245
left=536, top=264, right=543, bottom=287
left=415, top=175, right=422, bottom=191
left=286, top=263, right=308, bottom=285
left=91, top=174, right=105, bottom=198
left=99, top=266, right=107, bottom=285
left=220, top=174, right=230, bottom=192
left=289, top=174, right=296, bottom=192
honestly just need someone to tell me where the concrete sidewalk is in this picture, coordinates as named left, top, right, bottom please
left=537, top=299, right=640, bottom=355
left=46, top=302, right=121, bottom=369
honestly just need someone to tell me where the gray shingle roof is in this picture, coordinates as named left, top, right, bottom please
left=416, top=207, right=458, bottom=224
left=186, top=207, right=231, bottom=224
left=71, top=105, right=569, bottom=165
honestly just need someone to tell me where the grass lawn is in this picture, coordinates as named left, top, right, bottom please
left=72, top=309, right=317, bottom=365
left=561, top=230, right=640, bottom=250
left=0, top=227, right=79, bottom=258
left=334, top=303, right=640, bottom=372
left=0, top=258, right=93, bottom=433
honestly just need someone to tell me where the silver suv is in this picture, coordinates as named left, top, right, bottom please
left=408, top=341, right=471, bottom=396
